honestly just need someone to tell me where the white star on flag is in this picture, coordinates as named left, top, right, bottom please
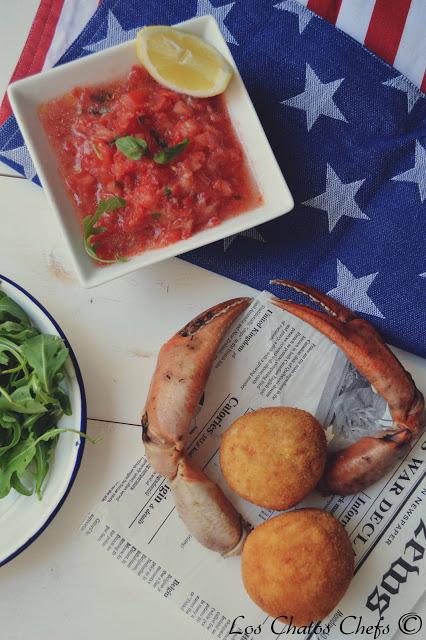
left=223, top=228, right=265, bottom=252
left=420, top=273, right=426, bottom=278
left=274, top=0, right=314, bottom=34
left=303, top=164, right=368, bottom=232
left=83, top=11, right=141, bottom=53
left=382, top=75, right=423, bottom=114
left=328, top=259, right=384, bottom=318
left=196, top=0, right=237, bottom=44
left=1, top=145, right=36, bottom=180
left=281, top=64, right=347, bottom=131
left=392, top=140, right=426, bottom=203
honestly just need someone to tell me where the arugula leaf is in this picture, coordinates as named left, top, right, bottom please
left=0, top=321, right=38, bottom=344
left=83, top=196, right=126, bottom=263
left=153, top=138, right=189, bottom=164
left=0, top=386, right=46, bottom=415
left=0, top=433, right=38, bottom=498
left=0, top=428, right=96, bottom=499
left=34, top=440, right=50, bottom=500
left=115, top=136, right=148, bottom=160
left=11, top=472, right=33, bottom=496
left=0, top=336, right=27, bottom=375
left=0, top=416, right=21, bottom=457
left=21, top=335, right=68, bottom=394
left=0, top=291, right=31, bottom=326
left=26, top=373, right=57, bottom=407
left=0, top=290, right=84, bottom=500
left=22, top=413, right=42, bottom=432
left=53, top=387, right=72, bottom=415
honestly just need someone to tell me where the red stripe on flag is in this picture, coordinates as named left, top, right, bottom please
left=0, top=0, right=65, bottom=125
left=364, top=0, right=411, bottom=65
left=307, top=0, right=343, bottom=25
left=421, top=71, right=426, bottom=94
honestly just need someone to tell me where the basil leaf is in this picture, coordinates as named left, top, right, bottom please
left=83, top=197, right=127, bottom=263
left=153, top=139, right=189, bottom=165
left=115, top=136, right=148, bottom=160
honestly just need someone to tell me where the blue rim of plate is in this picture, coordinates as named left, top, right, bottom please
left=0, top=273, right=87, bottom=567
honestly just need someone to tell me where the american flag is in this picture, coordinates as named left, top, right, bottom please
left=0, top=0, right=424, bottom=125
left=296, top=0, right=425, bottom=91
left=0, top=0, right=425, bottom=356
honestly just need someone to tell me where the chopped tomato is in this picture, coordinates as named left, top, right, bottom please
left=39, top=65, right=262, bottom=262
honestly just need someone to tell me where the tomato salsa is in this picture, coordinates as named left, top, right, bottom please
left=39, top=65, right=262, bottom=263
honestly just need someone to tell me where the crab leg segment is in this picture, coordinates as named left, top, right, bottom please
left=271, top=279, right=425, bottom=495
left=172, top=458, right=246, bottom=556
left=142, top=297, right=251, bottom=554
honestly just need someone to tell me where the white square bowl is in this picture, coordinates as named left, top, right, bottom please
left=8, top=15, right=293, bottom=288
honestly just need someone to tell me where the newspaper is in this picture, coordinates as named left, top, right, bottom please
left=80, top=291, right=426, bottom=639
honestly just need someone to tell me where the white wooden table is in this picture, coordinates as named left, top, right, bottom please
left=0, top=4, right=424, bottom=639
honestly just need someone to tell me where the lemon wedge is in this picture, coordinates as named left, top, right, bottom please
left=136, top=26, right=233, bottom=97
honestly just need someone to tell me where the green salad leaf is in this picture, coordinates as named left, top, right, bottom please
left=21, top=335, right=69, bottom=394
left=0, top=291, right=31, bottom=326
left=0, top=290, right=90, bottom=500
left=0, top=385, right=47, bottom=415
left=0, top=433, right=38, bottom=498
left=34, top=440, right=50, bottom=499
left=11, top=472, right=33, bottom=496
left=0, top=415, right=21, bottom=457
left=0, top=321, right=38, bottom=344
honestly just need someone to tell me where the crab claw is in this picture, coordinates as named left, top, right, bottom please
left=271, top=279, right=425, bottom=495
left=142, top=297, right=251, bottom=478
left=142, top=297, right=250, bottom=555
left=320, top=431, right=410, bottom=495
left=172, top=458, right=246, bottom=556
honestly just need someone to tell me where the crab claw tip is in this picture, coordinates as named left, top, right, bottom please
left=270, top=278, right=356, bottom=322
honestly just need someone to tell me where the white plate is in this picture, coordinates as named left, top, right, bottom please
left=0, top=274, right=86, bottom=566
left=8, top=15, right=294, bottom=288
